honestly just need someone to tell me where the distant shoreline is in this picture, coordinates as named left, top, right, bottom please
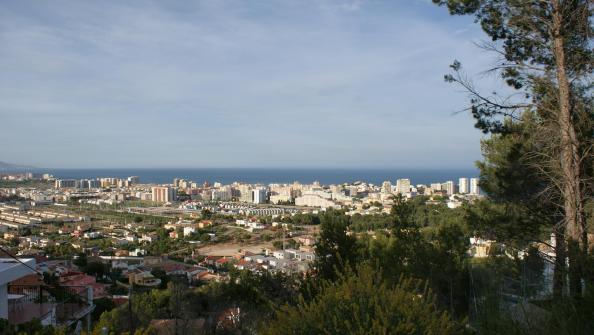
left=19, top=167, right=479, bottom=186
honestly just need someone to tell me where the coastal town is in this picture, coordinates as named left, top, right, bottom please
left=3, top=0, right=593, bottom=333
left=0, top=171, right=484, bottom=331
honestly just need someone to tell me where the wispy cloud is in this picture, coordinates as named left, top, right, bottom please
left=0, top=0, right=495, bottom=168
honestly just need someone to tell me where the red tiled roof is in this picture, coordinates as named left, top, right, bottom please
left=216, top=258, right=229, bottom=264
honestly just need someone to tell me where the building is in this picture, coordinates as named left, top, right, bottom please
left=430, top=183, right=442, bottom=192
left=212, top=187, right=232, bottom=201
left=0, top=258, right=37, bottom=321
left=151, top=186, right=177, bottom=203
left=442, top=181, right=455, bottom=195
left=236, top=185, right=253, bottom=202
left=269, top=194, right=292, bottom=204
left=252, top=188, right=267, bottom=204
left=295, top=194, right=338, bottom=208
left=88, top=179, right=101, bottom=189
left=395, top=179, right=411, bottom=194
left=458, top=178, right=469, bottom=194
left=127, top=176, right=140, bottom=184
left=470, top=178, right=480, bottom=195
left=1, top=258, right=94, bottom=328
left=55, top=179, right=76, bottom=189
left=129, top=271, right=161, bottom=287
left=381, top=181, right=392, bottom=194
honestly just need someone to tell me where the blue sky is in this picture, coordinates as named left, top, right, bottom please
left=0, top=0, right=503, bottom=168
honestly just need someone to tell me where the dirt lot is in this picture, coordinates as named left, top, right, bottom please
left=196, top=242, right=273, bottom=256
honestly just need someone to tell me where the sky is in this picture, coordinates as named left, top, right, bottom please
left=0, top=0, right=504, bottom=169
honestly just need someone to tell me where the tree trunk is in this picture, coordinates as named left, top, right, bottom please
left=551, top=0, right=585, bottom=297
left=553, top=229, right=566, bottom=298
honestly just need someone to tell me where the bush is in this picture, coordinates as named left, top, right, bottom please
left=262, top=266, right=463, bottom=335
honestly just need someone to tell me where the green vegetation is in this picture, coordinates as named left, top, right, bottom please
left=0, top=319, right=65, bottom=335
left=0, top=179, right=52, bottom=189
left=264, top=267, right=463, bottom=335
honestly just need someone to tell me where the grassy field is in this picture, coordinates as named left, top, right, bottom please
left=0, top=179, right=53, bottom=189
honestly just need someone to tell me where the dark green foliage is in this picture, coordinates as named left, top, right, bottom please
left=83, top=261, right=107, bottom=277
left=470, top=256, right=594, bottom=335
left=349, top=212, right=392, bottom=231
left=73, top=252, right=87, bottom=268
left=0, top=319, right=63, bottom=335
left=92, top=297, right=116, bottom=321
left=313, top=209, right=359, bottom=281
left=281, top=212, right=321, bottom=225
left=150, top=268, right=169, bottom=289
left=263, top=266, right=464, bottom=335
left=201, top=208, right=212, bottom=219
left=94, top=270, right=300, bottom=334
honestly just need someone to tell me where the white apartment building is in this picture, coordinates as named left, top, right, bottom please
left=237, top=185, right=253, bottom=203
left=381, top=181, right=392, bottom=194
left=55, top=179, right=76, bottom=188
left=470, top=178, right=480, bottom=195
left=151, top=186, right=177, bottom=203
left=395, top=179, right=411, bottom=194
left=458, top=178, right=469, bottom=194
left=252, top=188, right=267, bottom=204
left=270, top=194, right=292, bottom=204
left=212, top=187, right=232, bottom=201
left=442, top=181, right=455, bottom=195
left=295, top=194, right=338, bottom=208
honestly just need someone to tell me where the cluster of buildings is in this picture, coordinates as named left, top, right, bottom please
left=0, top=203, right=88, bottom=230
left=233, top=246, right=316, bottom=274
left=0, top=172, right=53, bottom=181
left=25, top=172, right=483, bottom=213
left=54, top=176, right=140, bottom=189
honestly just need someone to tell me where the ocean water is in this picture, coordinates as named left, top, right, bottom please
left=33, top=168, right=479, bottom=186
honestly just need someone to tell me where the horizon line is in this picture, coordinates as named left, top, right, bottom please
left=11, top=166, right=480, bottom=171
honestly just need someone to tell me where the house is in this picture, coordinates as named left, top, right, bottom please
left=60, top=271, right=108, bottom=299
left=234, top=250, right=255, bottom=260
left=215, top=257, right=231, bottom=268
left=160, top=263, right=188, bottom=276
left=83, top=231, right=101, bottom=239
left=141, top=233, right=159, bottom=243
left=297, top=235, right=316, bottom=246
left=244, top=255, right=266, bottom=263
left=143, top=256, right=167, bottom=267
left=183, top=226, right=197, bottom=237
left=203, top=255, right=219, bottom=266
left=272, top=250, right=287, bottom=259
left=198, top=220, right=213, bottom=229
left=129, top=248, right=146, bottom=257
left=268, top=258, right=289, bottom=269
left=1, top=258, right=38, bottom=321
left=115, top=249, right=130, bottom=257
left=234, top=259, right=251, bottom=271
left=1, top=258, right=94, bottom=327
left=125, top=234, right=138, bottom=243
left=186, top=266, right=209, bottom=282
left=128, top=270, right=161, bottom=287
left=196, top=271, right=222, bottom=282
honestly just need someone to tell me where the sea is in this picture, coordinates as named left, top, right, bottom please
left=25, top=168, right=480, bottom=186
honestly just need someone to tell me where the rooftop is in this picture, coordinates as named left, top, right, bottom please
left=0, top=258, right=36, bottom=285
